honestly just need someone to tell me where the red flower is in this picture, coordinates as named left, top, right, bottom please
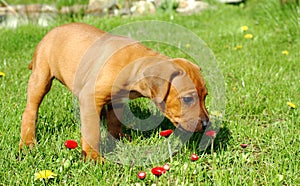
left=160, top=129, right=173, bottom=138
left=240, top=144, right=248, bottom=148
left=191, top=153, right=199, bottom=161
left=151, top=167, right=166, bottom=177
left=64, top=139, right=78, bottom=149
left=137, top=171, right=146, bottom=180
left=163, top=164, right=170, bottom=171
left=205, top=130, right=216, bottom=138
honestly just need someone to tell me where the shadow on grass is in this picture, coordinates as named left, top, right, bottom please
left=102, top=101, right=231, bottom=157
left=29, top=96, right=231, bottom=164
left=184, top=125, right=232, bottom=154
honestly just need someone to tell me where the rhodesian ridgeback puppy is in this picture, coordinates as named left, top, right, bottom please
left=20, top=23, right=210, bottom=161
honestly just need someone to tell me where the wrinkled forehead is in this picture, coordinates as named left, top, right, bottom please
left=171, top=75, right=196, bottom=94
left=173, top=60, right=206, bottom=90
left=189, top=68, right=207, bottom=94
left=171, top=68, right=206, bottom=97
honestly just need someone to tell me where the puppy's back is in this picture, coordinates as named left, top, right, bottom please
left=30, top=23, right=106, bottom=89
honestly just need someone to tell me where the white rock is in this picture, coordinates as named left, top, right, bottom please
left=176, top=0, right=210, bottom=14
left=131, top=1, right=156, bottom=15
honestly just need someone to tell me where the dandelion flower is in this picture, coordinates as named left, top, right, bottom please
left=240, top=26, right=248, bottom=32
left=282, top=50, right=289, bottom=55
left=234, top=45, right=243, bottom=50
left=244, top=34, right=253, bottom=39
left=34, top=170, right=57, bottom=180
left=287, top=102, right=296, bottom=109
left=0, top=71, right=5, bottom=77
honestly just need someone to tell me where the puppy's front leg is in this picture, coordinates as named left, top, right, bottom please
left=79, top=92, right=103, bottom=162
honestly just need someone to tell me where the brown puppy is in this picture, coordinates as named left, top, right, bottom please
left=20, top=23, right=210, bottom=161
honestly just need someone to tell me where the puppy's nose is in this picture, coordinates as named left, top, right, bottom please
left=202, top=120, right=211, bottom=130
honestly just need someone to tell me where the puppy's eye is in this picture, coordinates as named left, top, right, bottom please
left=182, top=96, right=195, bottom=105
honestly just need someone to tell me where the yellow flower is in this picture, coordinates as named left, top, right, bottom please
left=234, top=45, right=243, bottom=50
left=287, top=102, right=296, bottom=109
left=211, top=111, right=223, bottom=117
left=34, top=170, right=57, bottom=181
left=185, top=43, right=191, bottom=48
left=0, top=71, right=5, bottom=77
left=240, top=26, right=248, bottom=32
left=282, top=50, right=289, bottom=55
left=244, top=34, right=253, bottom=39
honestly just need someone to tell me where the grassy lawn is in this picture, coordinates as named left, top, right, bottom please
left=0, top=0, right=299, bottom=185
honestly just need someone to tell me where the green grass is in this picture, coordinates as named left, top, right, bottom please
left=1, top=0, right=299, bottom=185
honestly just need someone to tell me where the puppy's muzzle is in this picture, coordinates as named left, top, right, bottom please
left=177, top=117, right=211, bottom=132
left=202, top=119, right=211, bottom=130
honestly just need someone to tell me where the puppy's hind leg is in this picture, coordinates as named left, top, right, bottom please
left=20, top=60, right=53, bottom=150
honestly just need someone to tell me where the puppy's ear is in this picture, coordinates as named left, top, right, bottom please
left=132, top=61, right=182, bottom=103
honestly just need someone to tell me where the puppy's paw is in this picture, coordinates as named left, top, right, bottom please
left=19, top=139, right=36, bottom=151
left=81, top=137, right=104, bottom=163
left=82, top=149, right=104, bottom=164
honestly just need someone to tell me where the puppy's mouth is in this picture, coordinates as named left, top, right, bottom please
left=176, top=123, right=191, bottom=133
left=175, top=120, right=204, bottom=133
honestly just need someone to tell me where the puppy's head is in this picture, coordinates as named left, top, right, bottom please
left=168, top=58, right=209, bottom=132
left=133, top=58, right=210, bottom=132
